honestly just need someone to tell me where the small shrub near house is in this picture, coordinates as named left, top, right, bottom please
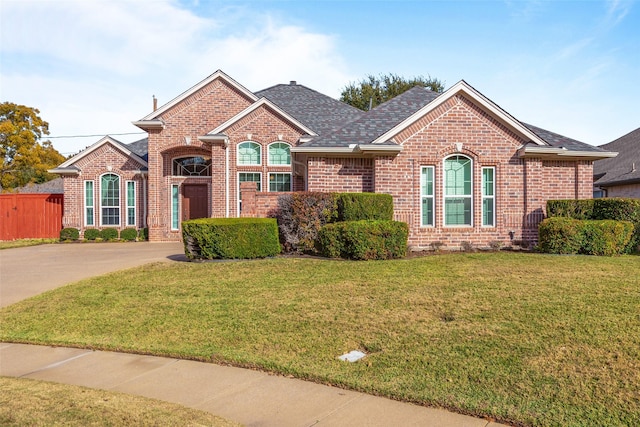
left=99, top=228, right=118, bottom=241
left=538, top=217, right=634, bottom=256
left=60, top=227, right=79, bottom=241
left=336, top=193, right=393, bottom=221
left=317, top=220, right=408, bottom=260
left=120, top=228, right=138, bottom=242
left=138, top=228, right=149, bottom=241
left=83, top=229, right=100, bottom=241
left=182, top=218, right=280, bottom=260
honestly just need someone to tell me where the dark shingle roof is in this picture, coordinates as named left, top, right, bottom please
left=523, top=123, right=605, bottom=153
left=594, top=127, right=640, bottom=186
left=255, top=83, right=364, bottom=136
left=126, top=137, right=148, bottom=161
left=16, top=177, right=64, bottom=194
left=303, top=86, right=441, bottom=147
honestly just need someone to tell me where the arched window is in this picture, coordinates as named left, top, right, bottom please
left=237, top=142, right=261, bottom=165
left=100, top=173, right=120, bottom=226
left=172, top=156, right=212, bottom=176
left=444, top=155, right=472, bottom=226
left=268, top=142, right=291, bottom=165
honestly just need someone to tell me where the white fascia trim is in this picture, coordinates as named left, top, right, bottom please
left=358, top=144, right=403, bottom=153
left=132, top=120, right=164, bottom=130
left=57, top=136, right=148, bottom=169
left=48, top=168, right=79, bottom=176
left=140, top=70, right=258, bottom=121
left=518, top=146, right=619, bottom=160
left=371, top=80, right=547, bottom=146
left=198, top=134, right=229, bottom=146
left=208, top=98, right=318, bottom=136
left=291, top=146, right=359, bottom=154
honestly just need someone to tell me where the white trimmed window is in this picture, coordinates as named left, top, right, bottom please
left=126, top=181, right=136, bottom=227
left=269, top=173, right=291, bottom=192
left=171, top=184, right=179, bottom=230
left=268, top=142, right=291, bottom=165
left=84, top=180, right=94, bottom=226
left=482, top=167, right=495, bottom=227
left=173, top=156, right=212, bottom=176
left=444, top=155, right=472, bottom=226
left=237, top=142, right=261, bottom=165
left=238, top=172, right=261, bottom=212
left=420, top=166, right=435, bottom=226
left=100, top=173, right=120, bottom=226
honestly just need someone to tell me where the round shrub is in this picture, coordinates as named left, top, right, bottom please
left=538, top=217, right=583, bottom=254
left=317, top=220, right=408, bottom=260
left=120, top=228, right=138, bottom=241
left=60, top=227, right=79, bottom=241
left=100, top=228, right=119, bottom=241
left=83, top=229, right=100, bottom=241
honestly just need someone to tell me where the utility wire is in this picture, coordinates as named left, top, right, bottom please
left=44, top=132, right=146, bottom=139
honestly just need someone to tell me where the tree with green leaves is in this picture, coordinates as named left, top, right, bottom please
left=0, top=102, right=65, bottom=191
left=340, top=73, right=445, bottom=111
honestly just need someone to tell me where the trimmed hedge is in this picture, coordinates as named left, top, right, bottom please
left=100, top=228, right=118, bottom=241
left=60, top=227, right=79, bottom=241
left=182, top=218, right=281, bottom=260
left=317, top=220, right=408, bottom=260
left=547, top=198, right=640, bottom=253
left=83, top=229, right=100, bottom=241
left=120, top=228, right=138, bottom=241
left=538, top=217, right=634, bottom=256
left=336, top=193, right=393, bottom=221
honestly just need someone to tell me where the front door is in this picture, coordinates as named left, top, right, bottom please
left=182, top=184, right=208, bottom=220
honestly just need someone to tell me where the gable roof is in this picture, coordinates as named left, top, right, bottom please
left=594, top=127, right=640, bottom=186
left=256, top=82, right=364, bottom=137
left=50, top=136, right=148, bottom=175
left=16, top=177, right=64, bottom=194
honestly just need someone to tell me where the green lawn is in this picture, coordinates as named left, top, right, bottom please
left=1, top=252, right=638, bottom=426
left=0, top=238, right=56, bottom=250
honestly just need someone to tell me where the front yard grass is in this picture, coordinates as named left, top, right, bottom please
left=1, top=252, right=638, bottom=426
left=0, top=238, right=56, bottom=250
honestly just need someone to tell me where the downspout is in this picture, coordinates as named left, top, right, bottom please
left=225, top=139, right=230, bottom=217
left=142, top=172, right=148, bottom=228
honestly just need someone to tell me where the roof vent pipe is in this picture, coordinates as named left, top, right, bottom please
left=633, top=162, right=636, bottom=173
left=153, top=95, right=157, bottom=111
left=290, top=81, right=297, bottom=85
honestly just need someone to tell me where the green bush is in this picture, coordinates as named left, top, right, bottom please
left=120, top=228, right=138, bottom=241
left=581, top=220, right=634, bottom=256
left=138, top=228, right=149, bottom=241
left=83, top=229, right=100, bottom=241
left=317, top=220, right=408, bottom=260
left=182, top=218, right=281, bottom=260
left=276, top=192, right=338, bottom=253
left=60, top=227, right=79, bottom=241
left=538, top=217, right=584, bottom=254
left=547, top=199, right=594, bottom=220
left=336, top=193, right=394, bottom=221
left=538, top=217, right=633, bottom=256
left=100, top=228, right=118, bottom=241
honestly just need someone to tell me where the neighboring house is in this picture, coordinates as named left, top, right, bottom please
left=593, top=127, right=640, bottom=198
left=51, top=70, right=616, bottom=248
left=15, top=177, right=64, bottom=194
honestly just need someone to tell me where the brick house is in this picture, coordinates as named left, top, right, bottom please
left=593, top=127, right=640, bottom=198
left=51, top=70, right=616, bottom=248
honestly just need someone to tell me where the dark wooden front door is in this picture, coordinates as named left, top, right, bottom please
left=182, top=184, right=208, bottom=220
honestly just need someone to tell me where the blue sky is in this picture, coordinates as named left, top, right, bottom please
left=1, top=0, right=638, bottom=156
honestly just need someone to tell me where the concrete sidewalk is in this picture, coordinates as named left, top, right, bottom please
left=0, top=243, right=509, bottom=426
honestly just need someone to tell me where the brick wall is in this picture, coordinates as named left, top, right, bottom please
left=307, top=157, right=374, bottom=192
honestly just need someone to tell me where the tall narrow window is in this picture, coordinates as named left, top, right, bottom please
left=269, top=173, right=291, bottom=192
left=420, top=166, right=434, bottom=226
left=84, top=181, right=94, bottom=226
left=126, top=181, right=136, bottom=226
left=238, top=172, right=261, bottom=212
left=268, top=142, right=291, bottom=165
left=171, top=185, right=179, bottom=230
left=482, top=167, right=495, bottom=227
left=237, top=142, right=261, bottom=165
left=444, top=155, right=472, bottom=226
left=100, top=174, right=120, bottom=226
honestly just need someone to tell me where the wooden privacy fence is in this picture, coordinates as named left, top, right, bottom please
left=0, top=193, right=63, bottom=240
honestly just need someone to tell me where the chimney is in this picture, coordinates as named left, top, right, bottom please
left=290, top=81, right=297, bottom=86
left=153, top=95, right=157, bottom=111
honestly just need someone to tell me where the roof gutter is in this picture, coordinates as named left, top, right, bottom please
left=48, top=168, right=79, bottom=176
left=291, top=144, right=402, bottom=156
left=198, top=134, right=229, bottom=146
left=518, top=146, right=618, bottom=161
left=132, top=120, right=165, bottom=131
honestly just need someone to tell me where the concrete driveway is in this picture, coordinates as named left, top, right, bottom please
left=0, top=242, right=185, bottom=308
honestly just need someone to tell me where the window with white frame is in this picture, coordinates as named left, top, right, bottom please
left=172, top=156, right=212, bottom=176
left=420, top=166, right=435, bottom=226
left=444, top=155, right=472, bottom=226
left=482, top=167, right=495, bottom=227
left=237, top=142, right=261, bottom=165
left=268, top=142, right=291, bottom=165
left=171, top=184, right=179, bottom=230
left=269, top=173, right=291, bottom=192
left=100, top=173, right=120, bottom=226
left=84, top=180, right=94, bottom=226
left=238, top=172, right=261, bottom=212
left=126, top=181, right=136, bottom=226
